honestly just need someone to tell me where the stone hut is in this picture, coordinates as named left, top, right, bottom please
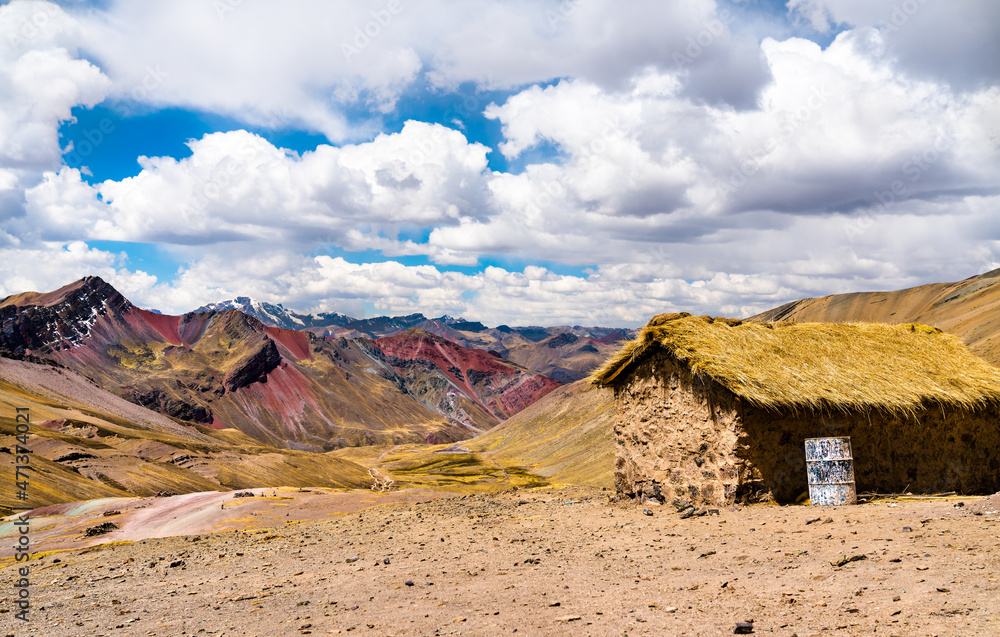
left=592, top=313, right=1000, bottom=506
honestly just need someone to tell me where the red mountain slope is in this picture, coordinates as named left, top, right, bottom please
left=372, top=329, right=562, bottom=432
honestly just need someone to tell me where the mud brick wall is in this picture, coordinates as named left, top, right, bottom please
left=612, top=353, right=743, bottom=507
left=739, top=406, right=1000, bottom=502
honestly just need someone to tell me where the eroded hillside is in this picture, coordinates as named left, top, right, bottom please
left=753, top=269, right=1000, bottom=365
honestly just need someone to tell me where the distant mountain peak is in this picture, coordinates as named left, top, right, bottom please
left=193, top=297, right=354, bottom=331
left=230, top=296, right=287, bottom=310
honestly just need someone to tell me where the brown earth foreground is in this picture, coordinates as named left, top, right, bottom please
left=2, top=488, right=1000, bottom=636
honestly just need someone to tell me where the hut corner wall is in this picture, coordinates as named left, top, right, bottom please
left=613, top=353, right=741, bottom=507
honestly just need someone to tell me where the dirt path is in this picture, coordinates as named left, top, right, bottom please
left=2, top=487, right=998, bottom=636
left=375, top=444, right=404, bottom=463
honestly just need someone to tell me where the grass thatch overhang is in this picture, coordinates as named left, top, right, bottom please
left=591, top=313, right=1000, bottom=415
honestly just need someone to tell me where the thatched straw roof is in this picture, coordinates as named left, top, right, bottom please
left=591, top=313, right=1000, bottom=414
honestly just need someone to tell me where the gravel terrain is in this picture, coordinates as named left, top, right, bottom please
left=2, top=487, right=999, bottom=636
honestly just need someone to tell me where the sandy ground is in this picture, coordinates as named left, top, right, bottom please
left=2, top=487, right=999, bottom=636
left=0, top=488, right=450, bottom=557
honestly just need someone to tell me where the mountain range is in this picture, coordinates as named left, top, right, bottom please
left=194, top=298, right=634, bottom=383
left=0, top=277, right=564, bottom=451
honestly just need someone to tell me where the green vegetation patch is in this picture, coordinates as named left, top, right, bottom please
left=107, top=344, right=157, bottom=369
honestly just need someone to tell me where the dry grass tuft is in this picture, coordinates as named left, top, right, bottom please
left=592, top=314, right=1000, bottom=415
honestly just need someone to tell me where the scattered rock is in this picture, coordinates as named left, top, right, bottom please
left=831, top=554, right=867, bottom=567
left=84, top=522, right=118, bottom=537
left=643, top=508, right=653, bottom=516
left=404, top=580, right=414, bottom=587
left=555, top=615, right=583, bottom=622
left=102, top=510, right=121, bottom=517
left=233, top=491, right=255, bottom=498
left=345, top=556, right=359, bottom=564
left=169, top=560, right=185, bottom=568
left=383, top=558, right=390, bottom=565
left=805, top=517, right=821, bottom=525
left=734, top=620, right=754, bottom=634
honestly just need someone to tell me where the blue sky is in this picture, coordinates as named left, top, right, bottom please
left=57, top=1, right=838, bottom=187
left=60, top=79, right=519, bottom=183
left=1, top=0, right=998, bottom=325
